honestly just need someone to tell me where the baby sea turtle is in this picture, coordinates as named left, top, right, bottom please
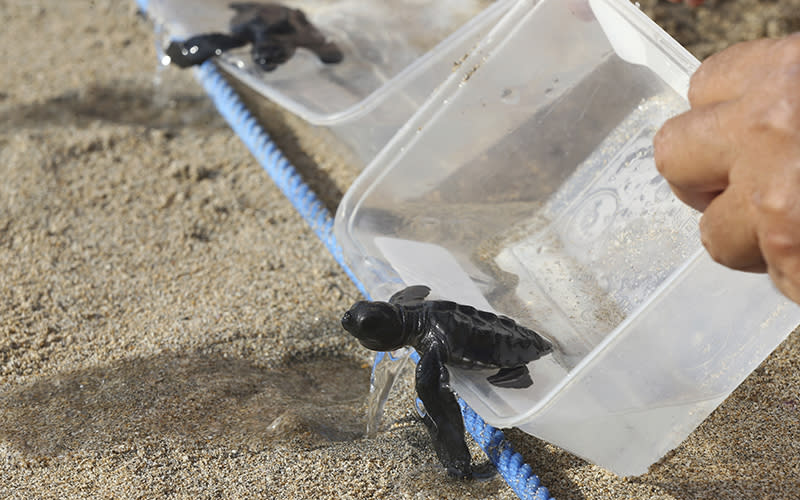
left=341, top=285, right=553, bottom=478
left=165, top=2, right=343, bottom=71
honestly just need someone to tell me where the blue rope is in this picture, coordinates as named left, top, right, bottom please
left=135, top=1, right=554, bottom=494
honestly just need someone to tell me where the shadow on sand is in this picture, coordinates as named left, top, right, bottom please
left=0, top=82, right=226, bottom=132
left=0, top=351, right=369, bottom=457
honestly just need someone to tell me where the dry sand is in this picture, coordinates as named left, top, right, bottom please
left=0, top=0, right=798, bottom=499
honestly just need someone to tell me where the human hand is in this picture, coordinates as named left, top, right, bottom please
left=654, top=34, right=800, bottom=303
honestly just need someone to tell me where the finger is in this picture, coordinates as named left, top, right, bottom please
left=740, top=262, right=768, bottom=273
left=761, top=225, right=800, bottom=278
left=755, top=182, right=800, bottom=299
left=654, top=101, right=739, bottom=210
left=688, top=38, right=778, bottom=107
left=665, top=182, right=720, bottom=213
left=767, top=266, right=800, bottom=304
left=698, top=185, right=764, bottom=271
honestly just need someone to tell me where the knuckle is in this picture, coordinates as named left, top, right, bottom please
left=752, top=96, right=800, bottom=136
left=761, top=226, right=798, bottom=257
left=746, top=39, right=800, bottom=135
left=757, top=185, right=794, bottom=215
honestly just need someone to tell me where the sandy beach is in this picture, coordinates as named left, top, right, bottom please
left=1, top=0, right=799, bottom=498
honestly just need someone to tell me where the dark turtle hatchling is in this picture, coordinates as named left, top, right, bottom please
left=165, top=2, right=343, bottom=71
left=341, top=285, right=553, bottom=478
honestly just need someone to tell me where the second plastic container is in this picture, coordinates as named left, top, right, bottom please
left=147, top=0, right=516, bottom=165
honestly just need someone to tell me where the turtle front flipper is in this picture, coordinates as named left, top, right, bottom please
left=165, top=34, right=248, bottom=68
left=389, top=285, right=431, bottom=306
left=415, top=343, right=471, bottom=478
left=279, top=8, right=343, bottom=65
left=487, top=365, right=533, bottom=389
left=300, top=38, right=343, bottom=65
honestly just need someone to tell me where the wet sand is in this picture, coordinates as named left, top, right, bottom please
left=1, top=1, right=799, bottom=499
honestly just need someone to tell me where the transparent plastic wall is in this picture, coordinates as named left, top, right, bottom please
left=335, top=0, right=800, bottom=475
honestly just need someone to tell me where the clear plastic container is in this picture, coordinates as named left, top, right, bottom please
left=146, top=0, right=516, bottom=164
left=334, top=0, right=800, bottom=475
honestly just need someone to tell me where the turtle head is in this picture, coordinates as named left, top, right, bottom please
left=341, top=301, right=406, bottom=351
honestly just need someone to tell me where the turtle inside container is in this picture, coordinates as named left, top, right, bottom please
left=341, top=285, right=553, bottom=479
left=165, top=2, right=343, bottom=71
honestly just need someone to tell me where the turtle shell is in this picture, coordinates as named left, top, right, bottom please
left=423, top=301, right=552, bottom=368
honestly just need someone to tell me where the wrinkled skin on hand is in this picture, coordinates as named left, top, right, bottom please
left=654, top=33, right=800, bottom=304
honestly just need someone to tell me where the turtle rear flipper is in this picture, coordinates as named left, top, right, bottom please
left=304, top=40, right=343, bottom=64
left=284, top=9, right=343, bottom=64
left=415, top=343, right=472, bottom=479
left=487, top=365, right=532, bottom=389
